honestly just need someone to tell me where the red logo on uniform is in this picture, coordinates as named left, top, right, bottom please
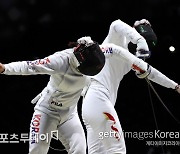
left=27, top=58, right=50, bottom=66
left=103, top=112, right=120, bottom=141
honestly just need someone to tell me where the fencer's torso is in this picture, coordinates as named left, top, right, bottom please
left=37, top=63, right=86, bottom=111
left=91, top=53, right=131, bottom=105
left=90, top=21, right=132, bottom=105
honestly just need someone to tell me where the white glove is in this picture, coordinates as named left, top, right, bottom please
left=134, top=19, right=151, bottom=27
left=134, top=19, right=151, bottom=59
left=134, top=19, right=150, bottom=50
left=134, top=19, right=152, bottom=59
left=77, top=36, right=94, bottom=46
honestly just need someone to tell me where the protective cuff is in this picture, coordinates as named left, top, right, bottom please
left=135, top=64, right=151, bottom=79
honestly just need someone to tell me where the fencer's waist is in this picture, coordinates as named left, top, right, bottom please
left=90, top=79, right=116, bottom=104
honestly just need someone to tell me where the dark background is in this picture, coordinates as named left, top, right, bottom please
left=0, top=0, right=180, bottom=153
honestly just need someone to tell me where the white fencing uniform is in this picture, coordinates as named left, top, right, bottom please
left=82, top=19, right=178, bottom=154
left=3, top=49, right=87, bottom=154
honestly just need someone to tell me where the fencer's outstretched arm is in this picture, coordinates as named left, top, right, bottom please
left=101, top=43, right=180, bottom=93
left=147, top=66, right=180, bottom=91
left=0, top=51, right=70, bottom=75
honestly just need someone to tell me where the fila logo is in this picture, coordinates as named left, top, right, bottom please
left=51, top=101, right=62, bottom=107
left=103, top=112, right=120, bottom=141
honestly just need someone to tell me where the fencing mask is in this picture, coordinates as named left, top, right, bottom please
left=73, top=41, right=105, bottom=76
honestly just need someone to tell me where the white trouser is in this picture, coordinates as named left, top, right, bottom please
left=29, top=109, right=86, bottom=154
left=82, top=82, right=126, bottom=154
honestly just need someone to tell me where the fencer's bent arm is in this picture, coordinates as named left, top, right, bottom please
left=103, top=19, right=149, bottom=51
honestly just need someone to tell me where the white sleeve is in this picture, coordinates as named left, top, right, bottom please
left=103, top=19, right=149, bottom=51
left=101, top=43, right=147, bottom=70
left=3, top=51, right=69, bottom=75
left=101, top=43, right=178, bottom=89
left=148, top=66, right=178, bottom=89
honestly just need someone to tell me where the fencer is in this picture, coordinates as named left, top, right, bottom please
left=81, top=19, right=180, bottom=154
left=0, top=37, right=105, bottom=154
